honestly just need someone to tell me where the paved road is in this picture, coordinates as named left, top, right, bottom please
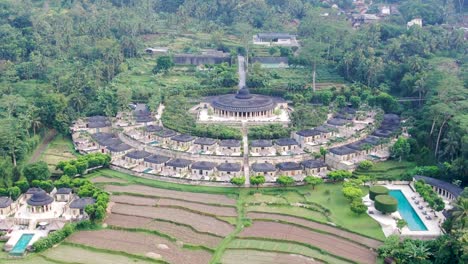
left=238, top=55, right=246, bottom=89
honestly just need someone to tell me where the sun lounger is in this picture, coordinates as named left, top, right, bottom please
left=422, top=211, right=427, bottom=215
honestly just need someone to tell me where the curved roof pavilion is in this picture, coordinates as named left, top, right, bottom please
left=27, top=190, right=54, bottom=206
left=211, top=87, right=279, bottom=113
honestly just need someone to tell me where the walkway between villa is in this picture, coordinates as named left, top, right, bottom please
left=242, top=121, right=250, bottom=186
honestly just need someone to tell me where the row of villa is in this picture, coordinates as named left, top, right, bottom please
left=70, top=94, right=399, bottom=183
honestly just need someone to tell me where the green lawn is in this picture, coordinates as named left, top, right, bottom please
left=227, top=239, right=352, bottom=264
left=301, top=184, right=385, bottom=240
left=354, top=160, right=416, bottom=180
left=246, top=204, right=329, bottom=223
left=40, top=134, right=77, bottom=173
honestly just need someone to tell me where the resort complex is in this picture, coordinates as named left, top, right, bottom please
left=1, top=1, right=467, bottom=264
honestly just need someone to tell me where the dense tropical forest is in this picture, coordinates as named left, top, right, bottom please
left=0, top=0, right=467, bottom=262
left=1, top=0, right=465, bottom=184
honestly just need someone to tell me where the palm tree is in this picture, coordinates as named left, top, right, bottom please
left=451, top=198, right=468, bottom=229
left=441, top=131, right=460, bottom=161
left=404, top=242, right=432, bottom=263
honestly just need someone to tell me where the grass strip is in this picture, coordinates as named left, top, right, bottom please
left=109, top=190, right=237, bottom=208
left=235, top=236, right=358, bottom=264
left=247, top=211, right=384, bottom=242
left=61, top=242, right=169, bottom=264
left=91, top=169, right=240, bottom=195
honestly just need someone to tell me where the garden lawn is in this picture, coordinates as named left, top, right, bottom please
left=246, top=204, right=329, bottom=223
left=353, top=160, right=416, bottom=180
left=301, top=183, right=385, bottom=240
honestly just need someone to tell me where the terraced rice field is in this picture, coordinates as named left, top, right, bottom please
left=222, top=249, right=319, bottom=264
left=239, top=221, right=378, bottom=264
left=18, top=171, right=384, bottom=264
left=68, top=229, right=212, bottom=264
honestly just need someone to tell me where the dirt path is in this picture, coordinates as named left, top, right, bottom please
left=28, top=129, right=57, bottom=164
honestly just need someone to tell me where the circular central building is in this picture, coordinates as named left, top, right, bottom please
left=210, top=87, right=285, bottom=119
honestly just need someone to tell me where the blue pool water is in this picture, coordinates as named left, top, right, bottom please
left=389, top=190, right=428, bottom=231
left=143, top=168, right=152, bottom=173
left=10, top=233, right=34, bottom=256
left=149, top=141, right=159, bottom=145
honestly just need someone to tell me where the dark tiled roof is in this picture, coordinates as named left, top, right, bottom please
left=26, top=187, right=44, bottom=194
left=87, top=116, right=108, bottom=122
left=217, top=162, right=242, bottom=172
left=157, top=129, right=177, bottom=138
left=210, top=87, right=278, bottom=113
left=414, top=175, right=463, bottom=198
left=0, top=197, right=13, bottom=208
left=219, top=139, right=241, bottom=147
left=107, top=143, right=132, bottom=152
left=145, top=125, right=163, bottom=132
left=56, top=188, right=72, bottom=194
left=144, top=155, right=170, bottom=164
left=339, top=107, right=357, bottom=115
left=126, top=150, right=151, bottom=159
left=327, top=118, right=349, bottom=126
left=315, top=125, right=338, bottom=133
left=276, top=162, right=302, bottom=171
left=191, top=161, right=217, bottom=170
left=346, top=140, right=369, bottom=151
left=362, top=136, right=381, bottom=145
left=171, top=134, right=195, bottom=142
left=27, top=190, right=54, bottom=206
left=70, top=197, right=96, bottom=209
left=372, top=129, right=393, bottom=138
left=250, top=140, right=273, bottom=148
left=251, top=163, right=276, bottom=172
left=329, top=146, right=357, bottom=155
left=194, top=137, right=217, bottom=145
left=296, top=129, right=321, bottom=137
left=134, top=104, right=154, bottom=123
left=335, top=113, right=354, bottom=120
left=92, top=133, right=118, bottom=146
left=166, top=158, right=192, bottom=168
left=301, top=159, right=327, bottom=169
left=275, top=138, right=298, bottom=146
left=87, top=121, right=110, bottom=128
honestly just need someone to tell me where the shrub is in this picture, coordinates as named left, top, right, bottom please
left=230, top=177, right=245, bottom=186
left=375, top=195, right=398, bottom=214
left=33, top=223, right=77, bottom=252
left=14, top=180, right=29, bottom=193
left=342, top=186, right=364, bottom=201
left=369, top=186, right=389, bottom=200
left=350, top=199, right=367, bottom=215
left=276, top=175, right=295, bottom=186
left=358, top=160, right=373, bottom=170
left=23, top=161, right=51, bottom=182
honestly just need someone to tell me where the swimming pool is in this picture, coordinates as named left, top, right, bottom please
left=10, top=233, right=34, bottom=256
left=389, top=190, right=428, bottom=231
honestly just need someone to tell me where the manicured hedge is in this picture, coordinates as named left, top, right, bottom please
left=369, top=186, right=389, bottom=201
left=374, top=195, right=398, bottom=214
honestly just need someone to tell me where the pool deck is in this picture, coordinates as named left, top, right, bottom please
left=4, top=230, right=47, bottom=252
left=365, top=184, right=444, bottom=239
